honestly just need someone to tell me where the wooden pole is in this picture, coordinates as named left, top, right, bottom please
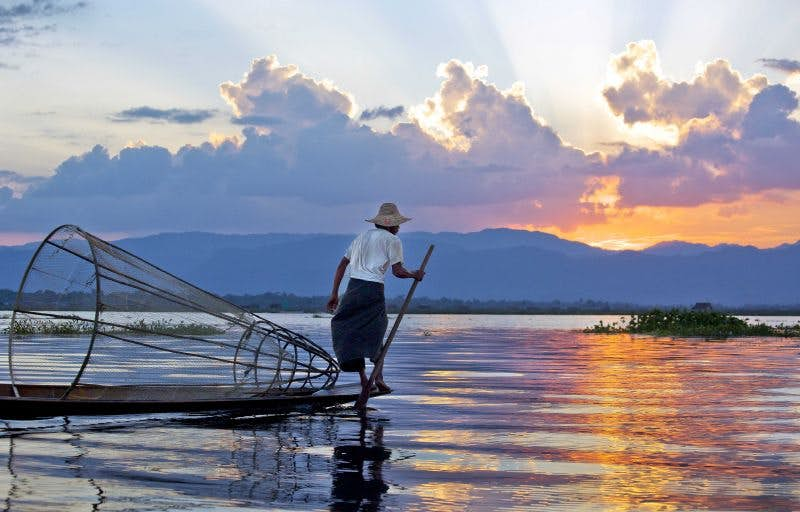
left=355, top=244, right=434, bottom=410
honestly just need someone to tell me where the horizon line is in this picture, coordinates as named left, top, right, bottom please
left=0, top=226, right=798, bottom=252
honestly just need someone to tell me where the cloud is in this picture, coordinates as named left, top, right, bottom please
left=398, top=59, right=601, bottom=226
left=2, top=47, right=800, bottom=237
left=0, top=57, right=604, bottom=234
left=0, top=187, right=12, bottom=205
left=229, top=114, right=283, bottom=126
left=603, top=41, right=766, bottom=134
left=221, top=55, right=356, bottom=130
left=717, top=203, right=748, bottom=218
left=0, top=0, right=86, bottom=20
left=0, top=22, right=56, bottom=45
left=0, top=0, right=85, bottom=46
left=407, top=59, right=589, bottom=168
left=607, top=82, right=800, bottom=208
left=0, top=61, right=20, bottom=69
left=359, top=105, right=405, bottom=121
left=111, top=106, right=216, bottom=124
left=758, top=58, right=800, bottom=74
left=741, top=84, right=800, bottom=139
left=0, top=169, right=44, bottom=198
left=592, top=42, right=800, bottom=210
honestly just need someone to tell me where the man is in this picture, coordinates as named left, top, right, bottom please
left=327, top=203, right=424, bottom=394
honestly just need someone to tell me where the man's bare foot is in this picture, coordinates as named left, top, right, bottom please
left=375, top=380, right=392, bottom=393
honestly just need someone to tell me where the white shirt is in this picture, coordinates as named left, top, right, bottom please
left=345, top=228, right=404, bottom=284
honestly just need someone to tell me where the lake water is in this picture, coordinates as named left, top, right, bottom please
left=1, top=313, right=799, bottom=511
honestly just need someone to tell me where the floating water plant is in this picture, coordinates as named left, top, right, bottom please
left=3, top=318, right=226, bottom=336
left=118, top=319, right=226, bottom=336
left=4, top=318, right=95, bottom=336
left=585, top=309, right=800, bottom=338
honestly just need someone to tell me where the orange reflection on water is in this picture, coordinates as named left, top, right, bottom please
left=544, top=333, right=800, bottom=511
left=572, top=334, right=684, bottom=511
left=409, top=482, right=475, bottom=512
left=390, top=327, right=800, bottom=510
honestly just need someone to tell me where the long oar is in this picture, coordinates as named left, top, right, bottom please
left=355, top=244, right=434, bottom=410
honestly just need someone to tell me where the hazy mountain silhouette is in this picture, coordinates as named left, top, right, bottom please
left=642, top=241, right=716, bottom=256
left=1, top=229, right=797, bottom=306
left=642, top=240, right=761, bottom=256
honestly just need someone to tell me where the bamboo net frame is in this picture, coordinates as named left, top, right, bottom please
left=7, top=225, right=339, bottom=400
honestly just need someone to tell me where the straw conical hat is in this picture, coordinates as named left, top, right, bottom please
left=365, top=203, right=411, bottom=227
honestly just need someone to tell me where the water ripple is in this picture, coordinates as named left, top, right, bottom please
left=0, top=314, right=798, bottom=510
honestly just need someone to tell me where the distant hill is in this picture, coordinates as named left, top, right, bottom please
left=642, top=241, right=716, bottom=256
left=642, top=240, right=760, bottom=256
left=0, top=228, right=798, bottom=306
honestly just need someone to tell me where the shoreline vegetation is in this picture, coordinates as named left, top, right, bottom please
left=2, top=289, right=800, bottom=316
left=585, top=309, right=800, bottom=338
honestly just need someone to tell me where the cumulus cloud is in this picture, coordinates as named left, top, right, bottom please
left=741, top=84, right=800, bottom=139
left=607, top=82, right=800, bottom=208
left=759, top=58, right=800, bottom=74
left=0, top=57, right=605, bottom=233
left=2, top=47, right=800, bottom=237
left=359, top=105, right=404, bottom=121
left=397, top=59, right=604, bottom=227
left=111, top=106, right=216, bottom=124
left=220, top=55, right=355, bottom=130
left=603, top=41, right=766, bottom=135
left=230, top=114, right=282, bottom=126
left=593, top=41, right=800, bottom=210
left=408, top=59, right=589, bottom=170
left=0, top=169, right=43, bottom=197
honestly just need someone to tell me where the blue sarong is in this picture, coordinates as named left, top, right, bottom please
left=331, top=278, right=388, bottom=372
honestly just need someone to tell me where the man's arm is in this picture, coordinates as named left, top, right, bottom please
left=392, top=262, right=425, bottom=281
left=327, top=257, right=350, bottom=312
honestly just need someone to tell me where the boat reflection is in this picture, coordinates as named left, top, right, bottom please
left=0, top=411, right=392, bottom=511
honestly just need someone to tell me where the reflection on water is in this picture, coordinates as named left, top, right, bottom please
left=0, top=314, right=799, bottom=510
left=331, top=415, right=390, bottom=511
left=0, top=412, right=381, bottom=511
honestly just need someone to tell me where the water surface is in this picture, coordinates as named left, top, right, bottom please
left=1, top=313, right=799, bottom=511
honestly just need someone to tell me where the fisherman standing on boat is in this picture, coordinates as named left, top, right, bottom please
left=327, top=203, right=425, bottom=394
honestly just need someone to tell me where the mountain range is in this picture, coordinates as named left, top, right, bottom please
left=1, top=228, right=798, bottom=306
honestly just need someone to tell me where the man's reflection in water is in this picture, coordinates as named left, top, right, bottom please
left=330, top=415, right=390, bottom=511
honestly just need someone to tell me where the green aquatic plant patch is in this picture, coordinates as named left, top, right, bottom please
left=120, top=319, right=225, bottom=336
left=3, top=318, right=224, bottom=336
left=585, top=309, right=800, bottom=338
left=4, top=318, right=96, bottom=335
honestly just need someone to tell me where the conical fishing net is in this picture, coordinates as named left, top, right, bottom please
left=7, top=225, right=339, bottom=400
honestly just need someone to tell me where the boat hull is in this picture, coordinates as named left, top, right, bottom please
left=0, top=383, right=384, bottom=419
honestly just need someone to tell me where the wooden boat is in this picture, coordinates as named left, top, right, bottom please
left=0, top=382, right=387, bottom=420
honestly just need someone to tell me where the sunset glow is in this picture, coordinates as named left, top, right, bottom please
left=513, top=188, right=800, bottom=250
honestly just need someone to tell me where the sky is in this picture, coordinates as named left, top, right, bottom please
left=1, top=0, right=799, bottom=249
